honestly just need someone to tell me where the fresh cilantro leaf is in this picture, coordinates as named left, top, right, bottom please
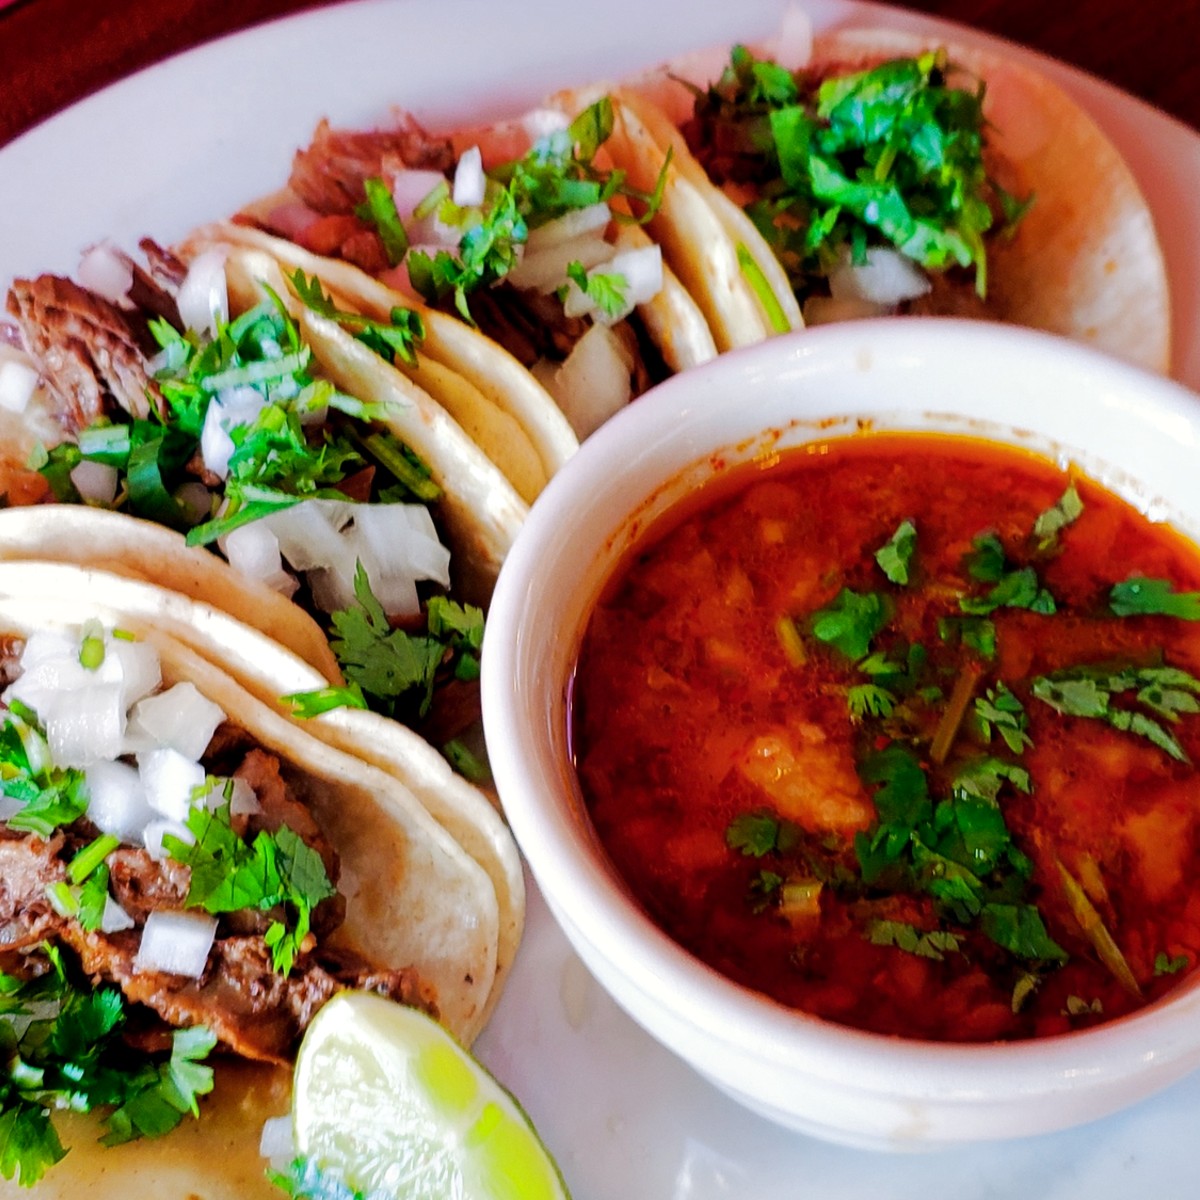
left=974, top=683, right=1033, bottom=754
left=937, top=614, right=997, bottom=659
left=952, top=756, right=1030, bottom=804
left=1032, top=484, right=1083, bottom=552
left=565, top=261, right=629, bottom=320
left=289, top=270, right=424, bottom=367
left=1032, top=663, right=1200, bottom=763
left=355, top=177, right=410, bottom=267
left=165, top=805, right=335, bottom=976
left=847, top=683, right=897, bottom=719
left=874, top=519, right=917, bottom=585
left=0, top=1101, right=66, bottom=1186
left=283, top=684, right=369, bottom=719
left=268, top=1157, right=368, bottom=1200
left=1154, top=952, right=1189, bottom=976
left=1, top=711, right=89, bottom=838
left=1109, top=577, right=1200, bottom=620
left=809, top=588, right=890, bottom=660
left=865, top=918, right=961, bottom=961
left=981, top=902, right=1068, bottom=963
left=960, top=533, right=1055, bottom=616
left=726, top=812, right=781, bottom=858
left=1062, top=995, right=1103, bottom=1017
left=440, top=738, right=491, bottom=784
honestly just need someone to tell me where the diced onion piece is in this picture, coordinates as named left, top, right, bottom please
left=828, top=247, right=931, bottom=306
left=391, top=169, right=458, bottom=249
left=104, top=636, right=163, bottom=709
left=139, top=747, right=206, bottom=823
left=506, top=234, right=613, bottom=294
left=563, top=244, right=663, bottom=325
left=100, top=895, right=136, bottom=934
left=543, top=322, right=635, bottom=440
left=452, top=145, right=486, bottom=207
left=201, top=385, right=268, bottom=480
left=77, top=242, right=134, bottom=306
left=44, top=682, right=126, bottom=768
left=85, top=759, right=155, bottom=841
left=0, top=794, right=25, bottom=821
left=175, top=481, right=213, bottom=525
left=128, top=682, right=225, bottom=761
left=134, top=910, right=217, bottom=978
left=177, top=249, right=230, bottom=338
left=0, top=358, right=38, bottom=414
left=199, top=775, right=260, bottom=817
left=221, top=521, right=299, bottom=598
left=142, top=817, right=193, bottom=862
left=69, top=459, right=119, bottom=506
left=259, top=1116, right=296, bottom=1170
left=525, top=203, right=612, bottom=252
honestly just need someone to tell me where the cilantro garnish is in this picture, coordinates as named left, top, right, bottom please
left=864, top=919, right=961, bottom=961
left=874, top=519, right=917, bottom=585
left=326, top=564, right=484, bottom=721
left=283, top=684, right=369, bottom=719
left=688, top=45, right=1027, bottom=299
left=1109, top=577, right=1200, bottom=620
left=959, top=532, right=1056, bottom=616
left=974, top=683, right=1033, bottom=754
left=0, top=952, right=215, bottom=1185
left=0, top=710, right=89, bottom=838
left=269, top=1157, right=368, bottom=1200
left=809, top=588, right=890, bottom=660
left=1032, top=483, right=1083, bottom=553
left=163, top=804, right=336, bottom=976
left=565, top=261, right=628, bottom=320
left=1154, top=952, right=1189, bottom=976
left=355, top=177, right=410, bottom=267
left=288, top=269, right=424, bottom=367
left=1031, top=663, right=1200, bottom=763
left=726, top=812, right=785, bottom=858
left=937, top=614, right=997, bottom=659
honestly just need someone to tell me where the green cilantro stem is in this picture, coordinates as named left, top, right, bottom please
left=67, top=834, right=121, bottom=885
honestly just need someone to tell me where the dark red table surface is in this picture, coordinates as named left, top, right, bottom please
left=2, top=0, right=1198, bottom=151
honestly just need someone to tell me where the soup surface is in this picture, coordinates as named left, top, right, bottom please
left=571, top=433, right=1200, bottom=1041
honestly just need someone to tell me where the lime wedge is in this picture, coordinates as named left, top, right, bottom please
left=291, top=991, right=571, bottom=1200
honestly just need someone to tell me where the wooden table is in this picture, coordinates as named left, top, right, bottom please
left=1, top=0, right=1198, bottom=148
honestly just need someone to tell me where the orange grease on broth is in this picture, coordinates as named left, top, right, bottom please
left=570, top=432, right=1200, bottom=1042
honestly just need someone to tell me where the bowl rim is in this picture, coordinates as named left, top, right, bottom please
left=482, top=317, right=1200, bottom=1104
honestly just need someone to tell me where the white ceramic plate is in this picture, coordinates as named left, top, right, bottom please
left=2, top=1, right=1199, bottom=1196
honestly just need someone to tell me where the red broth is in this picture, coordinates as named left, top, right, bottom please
left=570, top=433, right=1200, bottom=1041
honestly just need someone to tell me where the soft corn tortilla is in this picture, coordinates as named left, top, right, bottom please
left=0, top=569, right=504, bottom=1195
left=615, top=26, right=1171, bottom=372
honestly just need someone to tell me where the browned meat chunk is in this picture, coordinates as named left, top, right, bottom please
left=106, top=847, right=191, bottom=924
left=289, top=115, right=455, bottom=215
left=0, top=831, right=66, bottom=951
left=5, top=274, right=162, bottom=430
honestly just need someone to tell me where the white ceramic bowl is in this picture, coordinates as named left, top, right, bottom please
left=481, top=318, right=1200, bottom=1151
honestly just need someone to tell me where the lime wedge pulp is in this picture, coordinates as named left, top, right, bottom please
left=291, top=991, right=571, bottom=1200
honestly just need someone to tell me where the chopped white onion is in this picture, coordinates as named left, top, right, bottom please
left=221, top=521, right=299, bottom=598
left=0, top=794, right=25, bottom=821
left=177, top=249, right=230, bottom=338
left=200, top=385, right=268, bottom=480
left=262, top=499, right=450, bottom=618
left=100, top=895, right=136, bottom=934
left=0, top=358, right=38, bottom=414
left=69, top=459, right=119, bottom=506
left=43, top=682, right=126, bottom=768
left=452, top=145, right=486, bottom=207
left=545, top=322, right=635, bottom=439
left=199, top=775, right=259, bottom=817
left=142, top=817, right=193, bottom=862
left=522, top=107, right=570, bottom=142
left=85, top=759, right=155, bottom=842
left=525, top=203, right=612, bottom=252
left=139, top=746, right=206, bottom=823
left=77, top=242, right=134, bottom=306
left=562, top=244, right=663, bottom=325
left=390, top=169, right=459, bottom=249
left=828, top=247, right=931, bottom=306
left=128, top=682, right=225, bottom=761
left=175, top=481, right=213, bottom=525
left=103, top=637, right=163, bottom=709
left=134, top=910, right=217, bottom=978
left=259, top=1116, right=296, bottom=1170
left=506, top=233, right=613, bottom=294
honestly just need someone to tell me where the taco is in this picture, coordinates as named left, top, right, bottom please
left=1, top=248, right=521, bottom=773
left=231, top=96, right=727, bottom=440
left=0, top=575, right=502, bottom=1193
left=0, top=556, right=525, bottom=1032
left=589, top=24, right=1170, bottom=371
